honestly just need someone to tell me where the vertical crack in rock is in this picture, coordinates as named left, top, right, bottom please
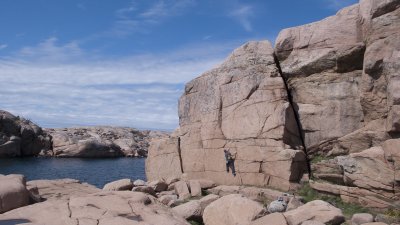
left=218, top=94, right=227, bottom=139
left=177, top=137, right=184, bottom=173
left=273, top=54, right=312, bottom=177
left=67, top=201, right=71, bottom=218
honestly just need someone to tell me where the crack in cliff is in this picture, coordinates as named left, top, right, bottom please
left=177, top=137, right=184, bottom=173
left=273, top=54, right=312, bottom=178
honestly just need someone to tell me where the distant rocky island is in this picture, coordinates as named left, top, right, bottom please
left=0, top=110, right=169, bottom=158
left=1, top=0, right=400, bottom=224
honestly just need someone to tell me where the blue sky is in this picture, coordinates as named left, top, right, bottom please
left=0, top=0, right=357, bottom=130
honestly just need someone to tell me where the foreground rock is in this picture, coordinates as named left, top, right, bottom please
left=0, top=110, right=51, bottom=157
left=103, top=178, right=133, bottom=191
left=27, top=179, right=100, bottom=201
left=0, top=174, right=30, bottom=213
left=0, top=191, right=190, bottom=225
left=45, top=127, right=169, bottom=157
left=283, top=200, right=345, bottom=225
left=203, top=194, right=266, bottom=225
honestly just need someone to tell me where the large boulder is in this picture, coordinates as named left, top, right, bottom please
left=249, top=213, right=288, bottom=225
left=203, top=194, right=266, bottom=225
left=172, top=200, right=202, bottom=221
left=102, top=179, right=133, bottom=191
left=146, top=136, right=183, bottom=181
left=0, top=110, right=51, bottom=157
left=174, top=181, right=191, bottom=200
left=0, top=174, right=30, bottom=213
left=351, top=213, right=374, bottom=225
left=283, top=200, right=345, bottom=225
left=0, top=191, right=190, bottom=225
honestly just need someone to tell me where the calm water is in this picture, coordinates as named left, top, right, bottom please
left=0, top=158, right=146, bottom=188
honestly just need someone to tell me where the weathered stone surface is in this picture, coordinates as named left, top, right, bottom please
left=208, top=185, right=284, bottom=203
left=174, top=181, right=191, bottom=200
left=268, top=200, right=287, bottom=213
left=102, top=178, right=133, bottom=191
left=172, top=200, right=202, bottom=221
left=131, top=186, right=156, bottom=196
left=275, top=5, right=365, bottom=155
left=300, top=221, right=325, bottom=225
left=26, top=179, right=99, bottom=201
left=158, top=194, right=178, bottom=205
left=351, top=213, right=374, bottom=225
left=146, top=136, right=183, bottom=181
left=0, top=110, right=51, bottom=157
left=198, top=194, right=220, bottom=212
left=362, top=223, right=389, bottom=225
left=275, top=0, right=400, bottom=158
left=286, top=197, right=304, bottom=211
left=0, top=174, right=30, bottom=213
left=144, top=0, right=400, bottom=208
left=133, top=179, right=146, bottom=186
left=189, top=180, right=202, bottom=197
left=283, top=200, right=345, bottom=225
left=146, top=41, right=307, bottom=191
left=0, top=191, right=190, bottom=225
left=203, top=194, right=266, bottom=225
left=249, top=212, right=288, bottom=225
left=45, top=127, right=165, bottom=157
left=148, top=180, right=168, bottom=192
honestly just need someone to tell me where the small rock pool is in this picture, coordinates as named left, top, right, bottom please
left=0, top=157, right=146, bottom=188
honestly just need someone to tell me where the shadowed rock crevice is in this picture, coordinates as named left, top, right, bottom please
left=273, top=54, right=311, bottom=177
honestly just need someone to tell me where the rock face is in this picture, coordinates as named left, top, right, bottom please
left=146, top=0, right=400, bottom=208
left=0, top=110, right=51, bottom=157
left=45, top=127, right=168, bottom=158
left=0, top=174, right=30, bottom=213
left=147, top=41, right=307, bottom=191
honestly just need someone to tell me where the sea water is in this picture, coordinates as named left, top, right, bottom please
left=0, top=157, right=146, bottom=188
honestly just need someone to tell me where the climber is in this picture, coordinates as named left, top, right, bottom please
left=224, top=149, right=236, bottom=177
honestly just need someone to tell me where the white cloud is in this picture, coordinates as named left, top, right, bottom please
left=0, top=44, right=8, bottom=50
left=0, top=38, right=241, bottom=130
left=18, top=37, right=82, bottom=62
left=110, top=0, right=195, bottom=37
left=229, top=5, right=254, bottom=32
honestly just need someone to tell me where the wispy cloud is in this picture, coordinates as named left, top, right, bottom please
left=18, top=37, right=82, bottom=62
left=229, top=5, right=254, bottom=32
left=110, top=0, right=195, bottom=37
left=324, top=0, right=358, bottom=10
left=0, top=37, right=240, bottom=129
left=0, top=44, right=8, bottom=50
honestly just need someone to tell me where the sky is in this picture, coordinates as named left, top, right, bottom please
left=0, top=0, right=358, bottom=130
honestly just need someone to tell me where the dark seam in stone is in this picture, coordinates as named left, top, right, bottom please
left=177, top=137, right=184, bottom=173
left=273, top=53, right=312, bottom=178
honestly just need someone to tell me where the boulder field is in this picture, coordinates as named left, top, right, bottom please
left=146, top=0, right=400, bottom=209
left=3, top=176, right=397, bottom=225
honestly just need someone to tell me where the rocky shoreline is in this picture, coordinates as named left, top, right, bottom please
left=0, top=110, right=169, bottom=158
left=1, top=174, right=399, bottom=225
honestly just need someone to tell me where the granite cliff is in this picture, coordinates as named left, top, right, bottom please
left=146, top=0, right=400, bottom=209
